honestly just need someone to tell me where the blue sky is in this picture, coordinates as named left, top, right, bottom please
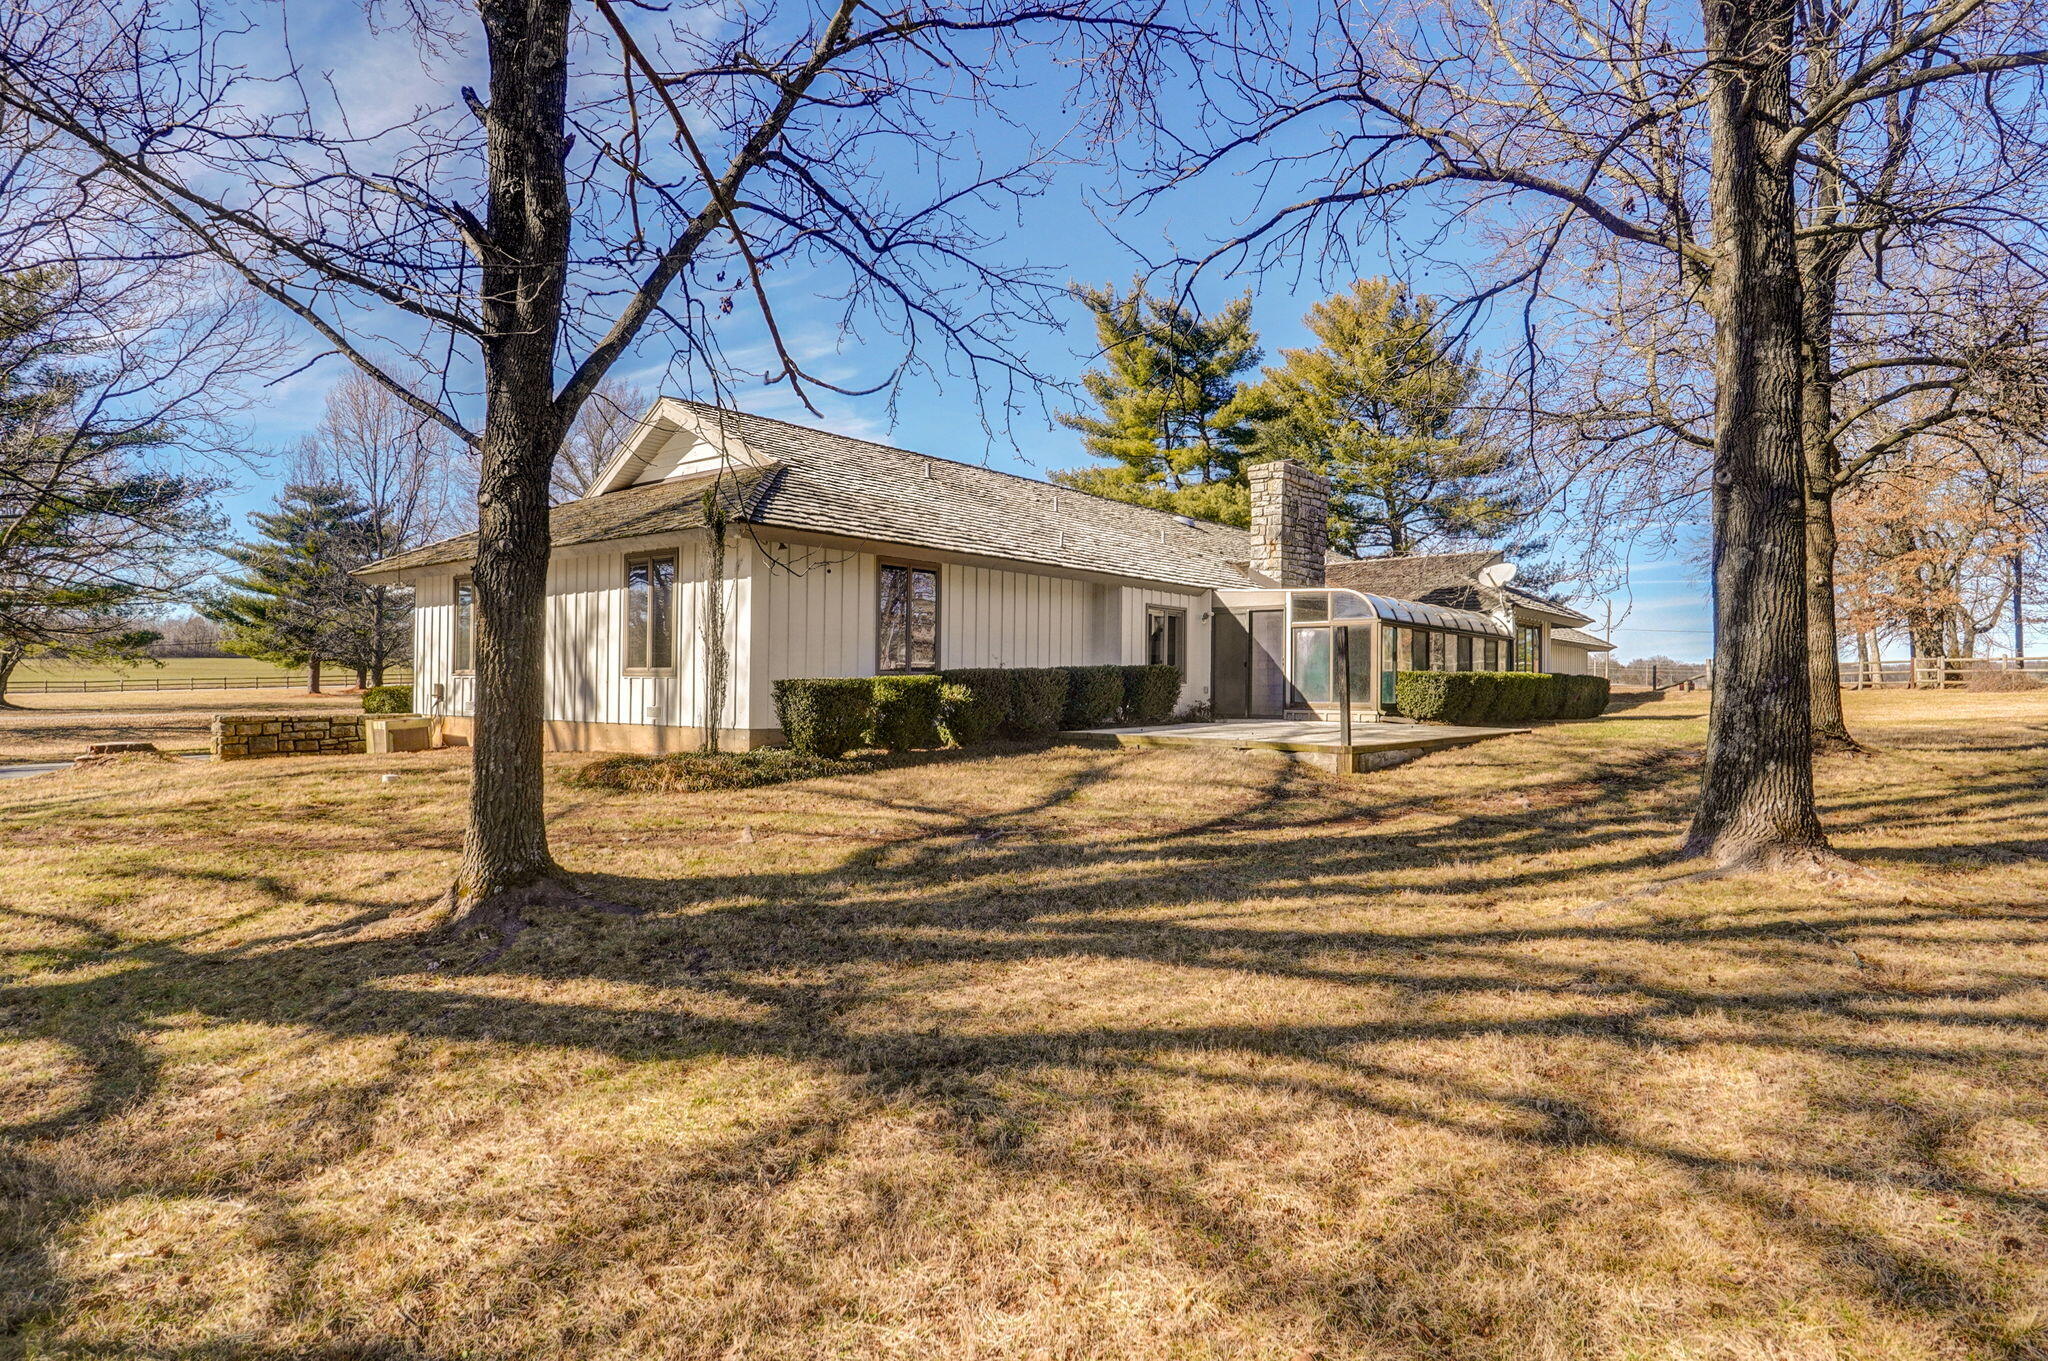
left=207, top=0, right=1719, bottom=664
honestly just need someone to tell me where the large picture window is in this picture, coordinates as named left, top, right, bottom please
left=879, top=564, right=939, bottom=671
left=624, top=552, right=678, bottom=673
left=453, top=576, right=475, bottom=674
left=1147, top=607, right=1186, bottom=670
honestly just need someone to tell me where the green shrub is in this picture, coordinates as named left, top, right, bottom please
left=1063, top=664, right=1125, bottom=729
left=1005, top=667, right=1068, bottom=738
left=1123, top=664, right=1183, bottom=724
left=1393, top=670, right=1458, bottom=722
left=869, top=675, right=945, bottom=751
left=1483, top=672, right=1556, bottom=723
left=1558, top=673, right=1611, bottom=718
left=1394, top=671, right=1509, bottom=725
left=938, top=668, right=1011, bottom=746
left=773, top=677, right=874, bottom=758
left=362, top=685, right=412, bottom=714
left=570, top=748, right=866, bottom=793
left=1532, top=672, right=1568, bottom=720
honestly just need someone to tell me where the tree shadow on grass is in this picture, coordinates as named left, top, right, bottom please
left=6, top=733, right=2048, bottom=1356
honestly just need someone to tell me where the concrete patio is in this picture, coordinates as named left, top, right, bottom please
left=1065, top=717, right=1531, bottom=772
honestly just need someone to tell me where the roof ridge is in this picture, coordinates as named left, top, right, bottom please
left=667, top=398, right=1249, bottom=541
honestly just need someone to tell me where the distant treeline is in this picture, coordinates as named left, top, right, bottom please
left=142, top=614, right=227, bottom=658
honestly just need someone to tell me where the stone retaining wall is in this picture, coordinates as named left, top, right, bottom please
left=212, top=713, right=365, bottom=760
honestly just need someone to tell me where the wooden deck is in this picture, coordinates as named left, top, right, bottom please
left=1064, top=718, right=1531, bottom=772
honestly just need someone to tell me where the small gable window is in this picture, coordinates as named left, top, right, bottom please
left=879, top=564, right=939, bottom=672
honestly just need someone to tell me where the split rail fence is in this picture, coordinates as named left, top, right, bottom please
left=1841, top=658, right=2048, bottom=688
left=10, top=670, right=414, bottom=695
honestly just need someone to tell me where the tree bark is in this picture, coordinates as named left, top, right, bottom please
left=1683, top=0, right=1831, bottom=866
left=445, top=0, right=576, bottom=923
left=0, top=643, right=22, bottom=709
left=308, top=656, right=323, bottom=694
left=1797, top=251, right=1858, bottom=751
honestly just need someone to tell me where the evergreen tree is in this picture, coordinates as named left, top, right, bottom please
left=0, top=269, right=223, bottom=705
left=1246, top=279, right=1524, bottom=556
left=1053, top=280, right=1266, bottom=524
left=204, top=485, right=383, bottom=693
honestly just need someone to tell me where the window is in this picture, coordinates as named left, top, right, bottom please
left=1411, top=628, right=1430, bottom=671
left=1515, top=624, right=1542, bottom=672
left=1291, top=592, right=1329, bottom=623
left=879, top=564, right=939, bottom=671
left=453, top=576, right=475, bottom=674
left=1147, top=606, right=1186, bottom=670
left=1483, top=637, right=1501, bottom=671
left=1291, top=627, right=1332, bottom=704
left=1456, top=635, right=1474, bottom=671
left=1428, top=631, right=1447, bottom=671
left=624, top=552, right=678, bottom=672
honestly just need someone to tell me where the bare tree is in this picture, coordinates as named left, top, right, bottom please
left=290, top=372, right=475, bottom=684
left=1168, top=0, right=2048, bottom=866
left=554, top=376, right=647, bottom=504
left=0, top=0, right=1196, bottom=931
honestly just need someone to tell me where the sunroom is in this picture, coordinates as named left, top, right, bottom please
left=1211, top=586, right=1517, bottom=721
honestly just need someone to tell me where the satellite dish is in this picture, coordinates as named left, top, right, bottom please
left=1476, top=561, right=1519, bottom=588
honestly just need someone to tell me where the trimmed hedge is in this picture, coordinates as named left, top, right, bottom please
left=938, top=668, right=1010, bottom=746
left=571, top=748, right=866, bottom=792
left=1558, top=673, right=1611, bottom=718
left=1006, top=667, right=1069, bottom=738
left=1123, top=663, right=1183, bottom=725
left=870, top=674, right=945, bottom=752
left=362, top=685, right=413, bottom=714
left=1393, top=671, right=1610, bottom=725
left=773, top=677, right=874, bottom=758
left=1064, top=664, right=1127, bottom=730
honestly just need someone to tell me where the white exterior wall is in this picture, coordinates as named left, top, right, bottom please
left=1117, top=585, right=1212, bottom=711
left=410, top=529, right=1220, bottom=739
left=408, top=533, right=754, bottom=730
left=1547, top=641, right=1594, bottom=676
left=746, top=542, right=1131, bottom=722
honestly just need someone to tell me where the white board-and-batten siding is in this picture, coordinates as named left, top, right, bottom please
left=409, top=535, right=753, bottom=730
left=412, top=531, right=1217, bottom=740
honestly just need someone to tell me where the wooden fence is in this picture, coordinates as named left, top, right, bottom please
left=1841, top=657, right=2048, bottom=688
left=9, top=671, right=414, bottom=695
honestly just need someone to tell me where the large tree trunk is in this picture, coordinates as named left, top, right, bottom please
left=1798, top=257, right=1858, bottom=751
left=1683, top=0, right=1830, bottom=866
left=0, top=643, right=22, bottom=709
left=370, top=585, right=388, bottom=688
left=445, top=0, right=576, bottom=925
left=308, top=656, right=323, bottom=694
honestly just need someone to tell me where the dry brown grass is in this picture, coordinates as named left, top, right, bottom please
left=4, top=689, right=2048, bottom=1360
left=0, top=689, right=365, bottom=762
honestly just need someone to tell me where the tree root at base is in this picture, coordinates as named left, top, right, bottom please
left=1574, top=844, right=1882, bottom=917
left=423, top=875, right=641, bottom=962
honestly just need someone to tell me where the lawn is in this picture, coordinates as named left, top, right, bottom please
left=0, top=690, right=370, bottom=763
left=3, top=690, right=2047, bottom=1359
left=10, top=656, right=413, bottom=687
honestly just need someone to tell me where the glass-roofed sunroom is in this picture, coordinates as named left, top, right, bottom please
left=1211, top=587, right=1516, bottom=722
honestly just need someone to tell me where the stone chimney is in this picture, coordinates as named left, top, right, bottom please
left=1249, top=460, right=1330, bottom=587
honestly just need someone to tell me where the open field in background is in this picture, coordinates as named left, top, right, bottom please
left=0, top=689, right=368, bottom=763
left=10, top=656, right=413, bottom=693
left=4, top=690, right=2048, bottom=1359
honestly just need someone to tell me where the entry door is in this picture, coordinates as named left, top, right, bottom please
left=1248, top=610, right=1286, bottom=717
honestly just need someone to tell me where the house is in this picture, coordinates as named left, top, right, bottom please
left=358, top=400, right=1613, bottom=751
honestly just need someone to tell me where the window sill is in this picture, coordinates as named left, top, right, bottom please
left=622, top=668, right=678, bottom=678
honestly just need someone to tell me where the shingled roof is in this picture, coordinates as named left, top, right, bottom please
left=357, top=464, right=779, bottom=576
left=364, top=403, right=1257, bottom=589
left=1323, top=551, right=1593, bottom=625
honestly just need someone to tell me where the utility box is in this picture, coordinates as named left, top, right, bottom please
left=364, top=715, right=435, bottom=754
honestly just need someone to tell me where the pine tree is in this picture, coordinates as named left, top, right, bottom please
left=1053, top=280, right=1266, bottom=525
left=1246, top=279, right=1523, bottom=556
left=204, top=485, right=382, bottom=693
left=0, top=269, right=222, bottom=706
